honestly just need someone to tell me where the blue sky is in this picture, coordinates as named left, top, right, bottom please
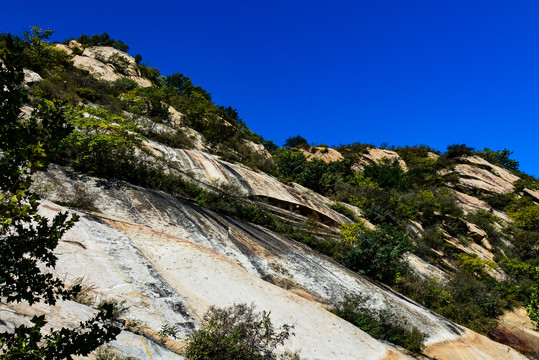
left=2, top=1, right=538, bottom=176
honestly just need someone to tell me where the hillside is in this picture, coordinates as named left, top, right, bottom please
left=1, top=29, right=538, bottom=359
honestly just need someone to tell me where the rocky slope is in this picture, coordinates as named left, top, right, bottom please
left=2, top=37, right=539, bottom=359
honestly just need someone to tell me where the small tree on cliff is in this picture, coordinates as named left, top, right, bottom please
left=0, top=33, right=120, bottom=358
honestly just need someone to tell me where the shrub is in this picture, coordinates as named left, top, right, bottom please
left=184, top=303, right=294, bottom=360
left=76, top=33, right=129, bottom=52
left=458, top=254, right=497, bottom=279
left=75, top=87, right=98, bottom=102
left=526, top=267, right=539, bottom=328
left=362, top=159, right=410, bottom=191
left=330, top=203, right=358, bottom=221
left=345, top=226, right=411, bottom=284
left=335, top=294, right=426, bottom=353
left=444, top=144, right=475, bottom=159
left=114, top=77, right=138, bottom=92
left=508, top=205, right=539, bottom=231
left=60, top=106, right=142, bottom=177
left=476, top=148, right=519, bottom=172
left=284, top=135, right=309, bottom=150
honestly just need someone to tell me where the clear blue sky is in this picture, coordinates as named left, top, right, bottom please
left=2, top=1, right=538, bottom=176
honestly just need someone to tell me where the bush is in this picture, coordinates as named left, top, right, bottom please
left=345, top=226, right=411, bottom=284
left=476, top=148, right=519, bottom=172
left=75, top=33, right=129, bottom=52
left=444, top=144, right=475, bottom=159
left=362, top=159, right=410, bottom=191
left=184, top=303, right=294, bottom=360
left=335, top=294, right=426, bottom=353
left=284, top=135, right=309, bottom=150
left=508, top=205, right=539, bottom=231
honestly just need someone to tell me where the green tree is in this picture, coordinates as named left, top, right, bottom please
left=23, top=25, right=54, bottom=61
left=0, top=34, right=120, bottom=358
left=284, top=135, right=309, bottom=150
left=185, top=303, right=294, bottom=360
left=476, top=148, right=519, bottom=172
left=345, top=226, right=411, bottom=284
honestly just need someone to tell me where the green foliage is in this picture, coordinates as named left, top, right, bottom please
left=159, top=324, right=179, bottom=340
left=526, top=267, right=539, bottom=328
left=275, top=149, right=352, bottom=195
left=166, top=73, right=211, bottom=100
left=339, top=222, right=367, bottom=246
left=284, top=135, right=309, bottom=150
left=0, top=47, right=119, bottom=357
left=362, top=159, right=410, bottom=190
left=184, top=303, right=294, bottom=360
left=335, top=295, right=426, bottom=353
left=114, top=77, right=138, bottom=92
left=444, top=144, right=475, bottom=159
left=345, top=226, right=411, bottom=284
left=75, top=87, right=98, bottom=102
left=138, top=64, right=161, bottom=84
left=476, top=148, right=519, bottom=172
left=123, top=86, right=171, bottom=121
left=508, top=205, right=539, bottom=231
left=458, top=254, right=497, bottom=279
left=60, top=106, right=142, bottom=176
left=75, top=33, right=129, bottom=52
left=330, top=203, right=358, bottom=221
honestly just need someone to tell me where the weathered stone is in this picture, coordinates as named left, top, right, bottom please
left=453, top=164, right=515, bottom=194
left=355, top=148, right=408, bottom=171
left=404, top=253, right=448, bottom=281
left=451, top=190, right=510, bottom=222
left=168, top=105, right=185, bottom=127
left=55, top=43, right=73, bottom=55
left=23, top=68, right=42, bottom=84
left=459, top=156, right=520, bottom=184
left=73, top=46, right=152, bottom=87
left=523, top=188, right=539, bottom=204
left=466, top=220, right=488, bottom=242
left=299, top=147, right=344, bottom=163
left=406, top=220, right=424, bottom=241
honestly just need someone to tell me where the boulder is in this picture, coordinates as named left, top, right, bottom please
left=23, top=68, right=42, bottom=84
left=355, top=148, right=408, bottom=171
left=453, top=164, right=515, bottom=194
left=523, top=188, right=539, bottom=204
left=299, top=146, right=344, bottom=163
left=73, top=46, right=152, bottom=87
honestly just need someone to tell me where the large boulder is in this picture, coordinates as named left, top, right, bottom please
left=72, top=46, right=151, bottom=87
left=354, top=148, right=408, bottom=171
left=299, top=146, right=344, bottom=163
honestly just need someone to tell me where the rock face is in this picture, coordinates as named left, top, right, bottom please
left=22, top=68, right=42, bottom=84
left=23, top=167, right=528, bottom=360
left=354, top=148, right=408, bottom=171
left=72, top=46, right=151, bottom=87
left=489, top=308, right=539, bottom=357
left=141, top=142, right=354, bottom=226
left=299, top=147, right=344, bottom=163
left=451, top=156, right=519, bottom=195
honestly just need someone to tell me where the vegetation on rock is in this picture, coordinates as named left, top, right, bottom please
left=0, top=33, right=120, bottom=358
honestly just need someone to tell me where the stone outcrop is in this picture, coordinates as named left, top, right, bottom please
left=72, top=46, right=151, bottom=87
left=523, top=188, right=539, bottom=204
left=23, top=68, right=42, bottom=84
left=354, top=148, right=408, bottom=171
left=140, top=142, right=354, bottom=226
left=489, top=308, right=539, bottom=358
left=243, top=139, right=274, bottom=165
left=299, top=146, right=344, bottom=163
left=449, top=156, right=519, bottom=195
